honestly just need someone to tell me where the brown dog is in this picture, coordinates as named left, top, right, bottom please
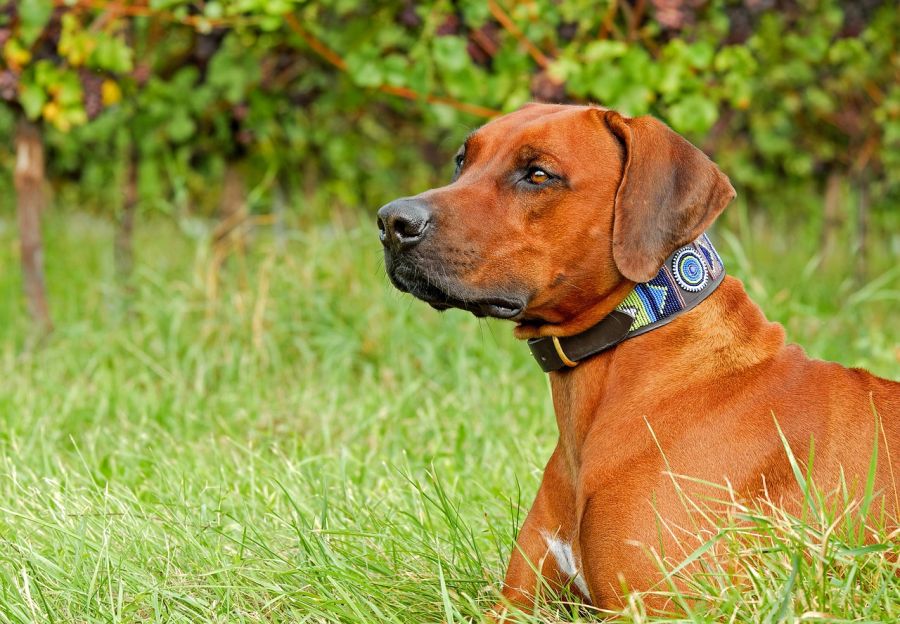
left=376, top=103, right=899, bottom=612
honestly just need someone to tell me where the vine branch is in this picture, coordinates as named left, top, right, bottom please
left=487, top=0, right=551, bottom=69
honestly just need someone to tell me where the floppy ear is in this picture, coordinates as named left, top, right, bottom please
left=602, top=110, right=735, bottom=282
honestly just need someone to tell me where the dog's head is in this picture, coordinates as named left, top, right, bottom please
left=377, top=103, right=735, bottom=338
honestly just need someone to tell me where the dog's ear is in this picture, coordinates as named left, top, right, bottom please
left=601, top=110, right=735, bottom=282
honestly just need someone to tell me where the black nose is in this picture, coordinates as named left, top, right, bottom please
left=377, top=198, right=431, bottom=250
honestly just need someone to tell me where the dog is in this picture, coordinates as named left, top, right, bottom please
left=376, top=103, right=899, bottom=613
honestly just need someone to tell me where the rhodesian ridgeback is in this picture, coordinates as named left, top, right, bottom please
left=376, top=103, right=899, bottom=613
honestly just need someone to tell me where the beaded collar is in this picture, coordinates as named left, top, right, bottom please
left=527, top=233, right=725, bottom=372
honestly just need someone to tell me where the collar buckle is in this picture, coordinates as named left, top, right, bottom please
left=551, top=336, right=579, bottom=368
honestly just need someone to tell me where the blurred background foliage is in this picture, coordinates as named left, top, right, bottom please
left=1, top=0, right=898, bottom=207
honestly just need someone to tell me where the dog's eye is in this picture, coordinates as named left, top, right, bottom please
left=454, top=153, right=465, bottom=175
left=526, top=168, right=550, bottom=185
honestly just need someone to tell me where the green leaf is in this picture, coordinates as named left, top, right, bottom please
left=381, top=54, right=409, bottom=87
left=345, top=54, right=384, bottom=88
left=167, top=112, right=196, bottom=142
left=432, top=36, right=469, bottom=73
left=206, top=34, right=261, bottom=102
left=17, top=0, right=53, bottom=46
left=204, top=1, right=224, bottom=19
left=684, top=41, right=714, bottom=70
left=19, top=82, right=46, bottom=119
left=583, top=40, right=627, bottom=63
left=667, top=94, right=719, bottom=136
left=91, top=35, right=134, bottom=73
left=548, top=56, right=580, bottom=84
left=613, top=84, right=653, bottom=116
left=56, top=74, right=83, bottom=107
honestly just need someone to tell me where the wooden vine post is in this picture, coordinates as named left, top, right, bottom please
left=213, top=161, right=250, bottom=256
left=13, top=118, right=52, bottom=333
left=115, top=146, right=138, bottom=285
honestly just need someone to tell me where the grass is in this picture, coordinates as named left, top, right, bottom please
left=0, top=205, right=898, bottom=622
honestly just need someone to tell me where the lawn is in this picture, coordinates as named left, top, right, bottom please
left=0, top=206, right=898, bottom=623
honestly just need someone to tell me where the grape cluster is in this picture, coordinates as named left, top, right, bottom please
left=0, top=70, right=16, bottom=102
left=79, top=70, right=104, bottom=120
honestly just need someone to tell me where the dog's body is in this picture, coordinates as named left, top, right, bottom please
left=503, top=276, right=899, bottom=610
left=377, top=103, right=899, bottom=611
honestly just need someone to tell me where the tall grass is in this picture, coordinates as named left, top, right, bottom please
left=0, top=208, right=897, bottom=622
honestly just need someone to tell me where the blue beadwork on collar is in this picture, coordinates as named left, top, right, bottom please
left=615, top=233, right=725, bottom=339
left=527, top=233, right=726, bottom=372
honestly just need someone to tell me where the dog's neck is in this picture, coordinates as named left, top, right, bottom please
left=548, top=276, right=787, bottom=471
left=528, top=234, right=726, bottom=372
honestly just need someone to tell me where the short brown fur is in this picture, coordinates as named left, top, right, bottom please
left=376, top=103, right=899, bottom=613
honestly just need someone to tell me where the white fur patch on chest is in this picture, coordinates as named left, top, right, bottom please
left=540, top=530, right=591, bottom=601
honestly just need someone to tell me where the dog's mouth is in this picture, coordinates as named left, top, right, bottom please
left=430, top=295, right=524, bottom=319
left=387, top=260, right=526, bottom=320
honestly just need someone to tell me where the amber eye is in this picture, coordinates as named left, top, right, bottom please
left=527, top=168, right=550, bottom=185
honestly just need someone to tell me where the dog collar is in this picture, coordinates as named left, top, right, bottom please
left=527, top=233, right=725, bottom=372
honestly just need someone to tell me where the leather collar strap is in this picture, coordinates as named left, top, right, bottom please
left=528, top=233, right=725, bottom=372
